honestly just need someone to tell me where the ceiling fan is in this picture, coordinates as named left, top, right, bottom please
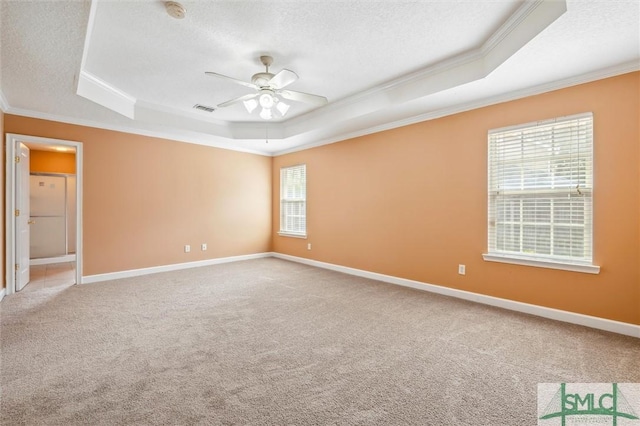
left=205, top=55, right=328, bottom=120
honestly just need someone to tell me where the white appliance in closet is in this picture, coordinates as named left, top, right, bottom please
left=30, top=174, right=76, bottom=259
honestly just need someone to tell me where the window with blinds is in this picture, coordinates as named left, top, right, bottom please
left=487, top=113, right=593, bottom=265
left=279, top=164, right=306, bottom=237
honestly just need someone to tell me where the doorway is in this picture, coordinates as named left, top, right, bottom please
left=5, top=134, right=83, bottom=295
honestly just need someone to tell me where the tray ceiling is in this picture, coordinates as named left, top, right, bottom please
left=1, top=0, right=638, bottom=155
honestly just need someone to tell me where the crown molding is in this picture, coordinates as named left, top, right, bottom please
left=2, top=106, right=272, bottom=156
left=4, top=61, right=636, bottom=158
left=480, top=0, right=566, bottom=73
left=483, top=0, right=548, bottom=56
left=273, top=61, right=640, bottom=156
left=75, top=0, right=566, bottom=144
left=0, top=89, right=8, bottom=112
left=5, top=61, right=636, bottom=158
left=299, top=0, right=560, bottom=119
left=77, top=70, right=136, bottom=119
left=281, top=0, right=567, bottom=141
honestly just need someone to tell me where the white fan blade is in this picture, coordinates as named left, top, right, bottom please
left=268, top=69, right=298, bottom=89
left=217, top=93, right=258, bottom=108
left=279, top=89, right=328, bottom=106
left=205, top=71, right=258, bottom=90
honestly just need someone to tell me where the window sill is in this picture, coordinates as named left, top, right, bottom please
left=278, top=232, right=307, bottom=239
left=482, top=253, right=600, bottom=274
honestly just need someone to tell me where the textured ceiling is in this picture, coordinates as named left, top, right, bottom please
left=84, top=0, right=519, bottom=118
left=1, top=0, right=639, bottom=155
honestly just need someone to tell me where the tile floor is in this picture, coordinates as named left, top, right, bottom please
left=23, top=262, right=76, bottom=292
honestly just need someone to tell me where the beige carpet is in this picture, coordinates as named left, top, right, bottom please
left=1, top=258, right=638, bottom=425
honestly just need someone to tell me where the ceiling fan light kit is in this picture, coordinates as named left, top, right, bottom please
left=276, top=101, right=290, bottom=116
left=259, top=107, right=273, bottom=120
left=259, top=90, right=275, bottom=109
left=243, top=99, right=258, bottom=114
left=205, top=55, right=328, bottom=121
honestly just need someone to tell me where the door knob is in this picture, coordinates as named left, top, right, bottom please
left=28, top=219, right=36, bottom=225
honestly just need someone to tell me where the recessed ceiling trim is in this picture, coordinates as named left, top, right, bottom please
left=75, top=0, right=135, bottom=116
left=136, top=96, right=291, bottom=141
left=77, top=0, right=567, bottom=143
left=135, top=99, right=234, bottom=136
left=484, top=0, right=553, bottom=56
left=79, top=0, right=99, bottom=72
left=481, top=0, right=567, bottom=72
left=136, top=99, right=227, bottom=125
left=77, top=70, right=136, bottom=119
left=7, top=62, right=636, bottom=158
left=2, top=105, right=271, bottom=156
left=0, top=89, right=8, bottom=112
left=273, top=61, right=640, bottom=156
left=284, top=0, right=567, bottom=135
left=296, top=0, right=566, bottom=109
left=228, top=122, right=286, bottom=141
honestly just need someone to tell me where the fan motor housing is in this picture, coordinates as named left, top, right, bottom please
left=251, top=72, right=274, bottom=87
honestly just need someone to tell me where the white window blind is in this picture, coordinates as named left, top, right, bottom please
left=280, top=164, right=306, bottom=237
left=487, top=113, right=593, bottom=265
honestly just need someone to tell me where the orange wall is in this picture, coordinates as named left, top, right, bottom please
left=30, top=150, right=76, bottom=174
left=4, top=116, right=272, bottom=276
left=273, top=72, right=640, bottom=325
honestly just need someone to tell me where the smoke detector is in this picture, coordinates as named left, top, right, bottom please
left=165, top=1, right=186, bottom=19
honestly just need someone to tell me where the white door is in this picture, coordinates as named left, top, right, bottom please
left=16, top=143, right=30, bottom=291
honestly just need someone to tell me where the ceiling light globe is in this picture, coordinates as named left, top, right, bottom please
left=259, top=93, right=274, bottom=109
left=243, top=99, right=258, bottom=113
left=260, top=107, right=272, bottom=120
left=276, top=101, right=290, bottom=117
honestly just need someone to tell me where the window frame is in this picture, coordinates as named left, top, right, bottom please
left=483, top=113, right=599, bottom=274
left=278, top=164, right=307, bottom=239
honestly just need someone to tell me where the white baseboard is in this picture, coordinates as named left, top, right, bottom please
left=0, top=287, right=5, bottom=302
left=82, top=252, right=272, bottom=284
left=30, top=254, right=76, bottom=266
left=272, top=253, right=640, bottom=339
left=76, top=250, right=639, bottom=338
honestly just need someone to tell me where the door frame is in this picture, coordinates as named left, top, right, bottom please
left=5, top=134, right=83, bottom=295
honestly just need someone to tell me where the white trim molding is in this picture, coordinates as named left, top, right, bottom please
left=5, top=134, right=84, bottom=295
left=0, top=287, right=6, bottom=302
left=2, top=106, right=271, bottom=157
left=76, top=70, right=136, bottom=119
left=277, top=232, right=307, bottom=239
left=272, top=253, right=639, bottom=338
left=82, top=252, right=272, bottom=284
left=75, top=0, right=136, bottom=118
left=4, top=62, right=637, bottom=158
left=482, top=253, right=600, bottom=274
left=273, top=61, right=640, bottom=156
left=30, top=254, right=77, bottom=266
left=5, top=250, right=637, bottom=338
left=0, top=90, right=9, bottom=112
left=68, top=0, right=568, bottom=153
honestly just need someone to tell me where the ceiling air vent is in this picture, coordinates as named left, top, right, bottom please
left=193, top=104, right=216, bottom=113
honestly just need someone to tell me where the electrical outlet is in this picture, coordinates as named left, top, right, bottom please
left=307, top=243, right=312, bottom=250
left=458, top=264, right=466, bottom=275
left=184, top=245, right=191, bottom=253
left=201, top=243, right=207, bottom=251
